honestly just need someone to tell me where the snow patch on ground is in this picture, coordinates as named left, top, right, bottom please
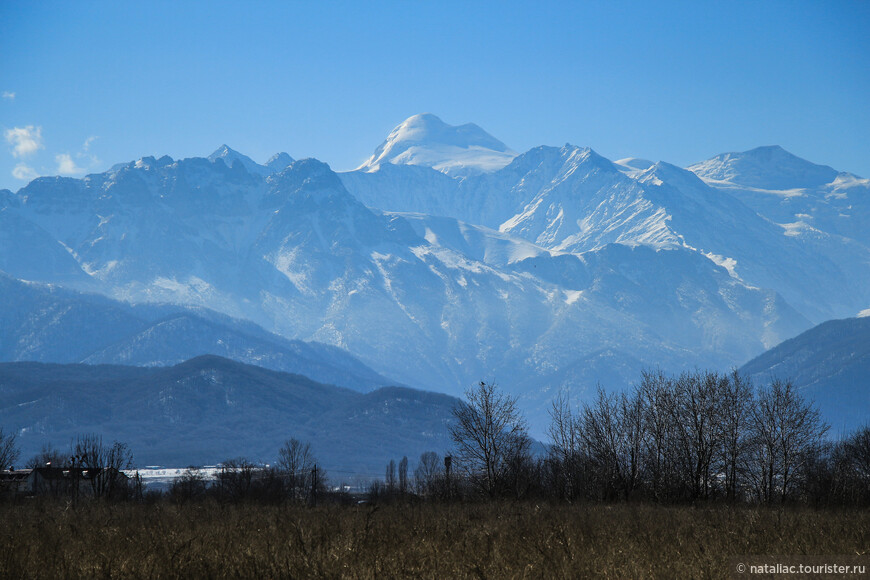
left=272, top=248, right=313, bottom=295
left=564, top=290, right=583, bottom=305
left=781, top=221, right=822, bottom=237
left=423, top=227, right=438, bottom=245
left=704, top=252, right=740, bottom=278
left=152, top=276, right=217, bottom=300
left=82, top=259, right=119, bottom=277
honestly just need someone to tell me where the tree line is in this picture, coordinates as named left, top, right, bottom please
left=165, top=439, right=329, bottom=504
left=0, top=432, right=331, bottom=504
left=1, top=369, right=868, bottom=506
left=439, top=371, right=868, bottom=506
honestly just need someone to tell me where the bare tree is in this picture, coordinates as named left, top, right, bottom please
left=620, top=388, right=645, bottom=499
left=26, top=443, right=69, bottom=469
left=170, top=467, right=208, bottom=504
left=385, top=459, right=397, bottom=494
left=638, top=369, right=679, bottom=501
left=216, top=457, right=257, bottom=501
left=451, top=381, right=530, bottom=497
left=413, top=451, right=443, bottom=496
left=72, top=434, right=134, bottom=498
left=0, top=428, right=20, bottom=471
left=719, top=369, right=754, bottom=501
left=548, top=391, right=579, bottom=460
left=749, top=379, right=829, bottom=503
left=580, top=387, right=643, bottom=500
left=547, top=391, right=584, bottom=500
left=398, top=456, right=409, bottom=496
left=834, top=426, right=870, bottom=504
left=843, top=426, right=870, bottom=481
left=669, top=371, right=728, bottom=500
left=277, top=438, right=317, bottom=500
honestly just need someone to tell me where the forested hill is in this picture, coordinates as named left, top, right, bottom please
left=0, top=356, right=458, bottom=472
left=740, top=316, right=870, bottom=433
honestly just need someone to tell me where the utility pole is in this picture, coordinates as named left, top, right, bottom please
left=311, top=465, right=317, bottom=507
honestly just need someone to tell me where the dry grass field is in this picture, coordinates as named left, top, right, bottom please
left=1, top=500, right=868, bottom=578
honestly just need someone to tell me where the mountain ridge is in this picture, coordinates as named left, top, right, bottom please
left=342, top=136, right=870, bottom=324
left=0, top=273, right=395, bottom=392
left=739, top=316, right=870, bottom=433
left=0, top=355, right=457, bottom=470
left=2, top=116, right=866, bottom=435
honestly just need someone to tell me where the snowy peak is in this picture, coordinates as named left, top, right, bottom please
left=562, top=145, right=617, bottom=172
left=499, top=144, right=615, bottom=183
left=208, top=144, right=269, bottom=176
left=265, top=152, right=294, bottom=172
left=382, top=113, right=509, bottom=152
left=358, top=113, right=517, bottom=177
left=641, top=160, right=710, bottom=189
left=270, top=158, right=344, bottom=193
left=688, top=145, right=840, bottom=190
left=208, top=145, right=294, bottom=177
left=208, top=144, right=250, bottom=164
left=133, top=155, right=174, bottom=170
left=266, top=158, right=377, bottom=220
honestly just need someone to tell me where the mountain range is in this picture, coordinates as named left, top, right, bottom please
left=0, top=273, right=393, bottom=392
left=1, top=113, right=867, bottom=439
left=0, top=355, right=457, bottom=471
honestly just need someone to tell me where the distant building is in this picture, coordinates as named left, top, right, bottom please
left=0, top=470, right=32, bottom=496
left=0, top=467, right=129, bottom=498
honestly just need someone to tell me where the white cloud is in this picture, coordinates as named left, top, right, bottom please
left=2, top=92, right=14, bottom=100
left=77, top=136, right=101, bottom=167
left=12, top=163, right=38, bottom=181
left=56, top=153, right=85, bottom=175
left=5, top=125, right=43, bottom=158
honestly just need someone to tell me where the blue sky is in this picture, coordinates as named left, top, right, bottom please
left=1, top=0, right=868, bottom=191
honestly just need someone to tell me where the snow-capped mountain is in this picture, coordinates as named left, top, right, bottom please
left=342, top=125, right=870, bottom=324
left=689, top=145, right=870, bottom=248
left=1, top=146, right=814, bottom=434
left=357, top=113, right=517, bottom=176
left=689, top=145, right=839, bottom=191
left=3, top=116, right=866, bottom=434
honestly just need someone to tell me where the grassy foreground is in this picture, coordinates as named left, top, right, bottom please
left=1, top=500, right=868, bottom=578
